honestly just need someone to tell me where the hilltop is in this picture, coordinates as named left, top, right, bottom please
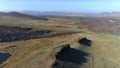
left=2, top=12, right=48, bottom=20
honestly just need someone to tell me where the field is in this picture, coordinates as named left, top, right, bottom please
left=0, top=12, right=120, bottom=68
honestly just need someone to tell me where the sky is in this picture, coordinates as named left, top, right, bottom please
left=0, top=0, right=120, bottom=12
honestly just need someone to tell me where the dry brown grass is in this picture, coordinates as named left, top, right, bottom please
left=0, top=15, right=120, bottom=68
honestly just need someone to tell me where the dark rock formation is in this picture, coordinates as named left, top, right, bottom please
left=79, top=37, right=92, bottom=46
left=52, top=44, right=89, bottom=68
left=60, top=44, right=70, bottom=52
left=52, top=44, right=70, bottom=55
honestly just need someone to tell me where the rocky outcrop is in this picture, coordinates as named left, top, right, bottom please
left=79, top=37, right=92, bottom=46
left=52, top=44, right=89, bottom=68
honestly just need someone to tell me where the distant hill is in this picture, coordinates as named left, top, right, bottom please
left=5, top=12, right=49, bottom=20
left=20, top=10, right=120, bottom=17
left=101, top=12, right=120, bottom=14
left=20, top=10, right=80, bottom=16
left=0, top=12, right=6, bottom=15
left=90, top=12, right=120, bottom=17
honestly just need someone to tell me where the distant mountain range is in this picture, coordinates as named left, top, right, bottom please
left=1, top=10, right=120, bottom=17
left=19, top=10, right=80, bottom=16
left=19, top=11, right=120, bottom=17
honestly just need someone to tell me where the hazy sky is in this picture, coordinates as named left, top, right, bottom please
left=0, top=0, right=120, bottom=12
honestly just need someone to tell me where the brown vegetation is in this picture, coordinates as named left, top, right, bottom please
left=76, top=17, right=120, bottom=35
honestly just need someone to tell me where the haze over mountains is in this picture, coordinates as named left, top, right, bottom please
left=20, top=11, right=120, bottom=15
left=1, top=10, right=120, bottom=16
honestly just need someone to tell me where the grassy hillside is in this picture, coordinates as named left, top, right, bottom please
left=0, top=30, right=120, bottom=68
left=0, top=14, right=120, bottom=68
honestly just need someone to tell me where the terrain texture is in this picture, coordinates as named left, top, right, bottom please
left=0, top=12, right=120, bottom=68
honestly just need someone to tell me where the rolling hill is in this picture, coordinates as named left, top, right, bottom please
left=0, top=12, right=120, bottom=68
left=3, top=12, right=49, bottom=20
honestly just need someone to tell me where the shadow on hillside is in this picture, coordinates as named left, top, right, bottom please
left=52, top=48, right=89, bottom=68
